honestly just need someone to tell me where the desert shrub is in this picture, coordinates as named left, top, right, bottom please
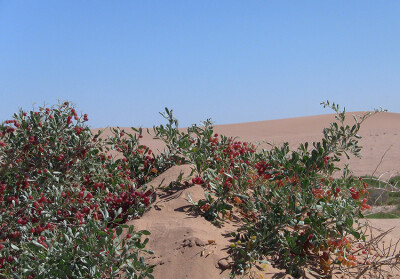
left=153, top=108, right=217, bottom=175
left=155, top=103, right=388, bottom=278
left=228, top=102, right=384, bottom=277
left=0, top=219, right=152, bottom=279
left=104, top=126, right=180, bottom=186
left=0, top=102, right=153, bottom=278
left=154, top=108, right=259, bottom=223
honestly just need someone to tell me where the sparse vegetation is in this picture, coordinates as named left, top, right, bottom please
left=154, top=102, right=400, bottom=278
left=1, top=101, right=399, bottom=278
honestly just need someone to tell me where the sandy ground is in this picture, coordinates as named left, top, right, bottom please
left=94, top=111, right=400, bottom=278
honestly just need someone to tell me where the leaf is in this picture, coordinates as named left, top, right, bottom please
left=10, top=244, right=19, bottom=251
left=345, top=216, right=353, bottom=227
left=116, top=226, right=122, bottom=236
left=30, top=240, right=46, bottom=250
left=256, top=259, right=271, bottom=264
left=97, top=231, right=108, bottom=237
left=349, top=230, right=360, bottom=239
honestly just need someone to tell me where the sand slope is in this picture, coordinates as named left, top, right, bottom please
left=126, top=165, right=234, bottom=279
left=127, top=165, right=292, bottom=279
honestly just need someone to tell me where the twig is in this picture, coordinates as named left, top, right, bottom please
left=371, top=145, right=393, bottom=178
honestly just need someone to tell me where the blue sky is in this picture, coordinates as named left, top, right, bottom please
left=1, top=1, right=399, bottom=128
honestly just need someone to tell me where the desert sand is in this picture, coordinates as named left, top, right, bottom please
left=95, top=111, right=400, bottom=278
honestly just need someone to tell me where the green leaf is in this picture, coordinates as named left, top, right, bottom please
left=10, top=244, right=19, bottom=251
left=349, top=230, right=360, bottom=239
left=97, top=231, right=108, bottom=237
left=116, top=226, right=123, bottom=236
left=345, top=216, right=353, bottom=227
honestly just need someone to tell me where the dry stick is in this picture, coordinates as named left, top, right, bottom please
left=353, top=226, right=400, bottom=279
left=371, top=145, right=393, bottom=178
left=370, top=171, right=400, bottom=207
left=366, top=144, right=395, bottom=206
left=341, top=226, right=380, bottom=277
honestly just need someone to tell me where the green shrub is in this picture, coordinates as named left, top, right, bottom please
left=0, top=102, right=153, bottom=278
left=156, top=102, right=386, bottom=278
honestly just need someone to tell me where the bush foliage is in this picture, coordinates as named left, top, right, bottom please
left=0, top=101, right=394, bottom=278
left=153, top=102, right=387, bottom=278
left=0, top=102, right=156, bottom=278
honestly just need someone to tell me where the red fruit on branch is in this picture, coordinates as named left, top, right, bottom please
left=143, top=196, right=150, bottom=206
left=192, top=177, right=204, bottom=185
left=350, top=187, right=360, bottom=200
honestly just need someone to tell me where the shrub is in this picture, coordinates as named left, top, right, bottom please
left=0, top=102, right=153, bottom=278
left=104, top=126, right=180, bottom=186
left=154, top=108, right=259, bottom=223
left=155, top=102, right=388, bottom=278
left=228, top=103, right=384, bottom=277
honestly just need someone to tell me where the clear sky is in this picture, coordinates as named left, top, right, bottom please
left=1, top=1, right=399, bottom=128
